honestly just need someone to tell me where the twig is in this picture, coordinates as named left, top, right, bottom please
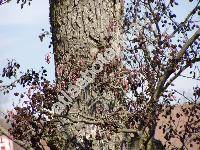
left=173, top=90, right=193, bottom=102
left=116, top=128, right=137, bottom=133
left=163, top=57, right=200, bottom=92
left=153, top=30, right=200, bottom=101
left=170, top=1, right=200, bottom=38
left=179, top=74, right=200, bottom=81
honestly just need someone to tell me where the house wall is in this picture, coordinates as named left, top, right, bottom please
left=0, top=135, right=13, bottom=150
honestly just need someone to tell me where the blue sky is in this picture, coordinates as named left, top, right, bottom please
left=0, top=0, right=55, bottom=113
left=0, top=0, right=199, bottom=113
left=0, top=0, right=54, bottom=76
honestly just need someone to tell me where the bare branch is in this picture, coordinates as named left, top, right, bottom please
left=179, top=74, right=200, bottom=81
left=170, top=1, right=200, bottom=38
left=67, top=116, right=104, bottom=125
left=54, top=114, right=104, bottom=125
left=163, top=57, right=200, bottom=91
left=0, top=70, right=42, bottom=91
left=175, top=29, right=200, bottom=62
left=54, top=114, right=137, bottom=134
left=173, top=90, right=193, bottom=102
left=153, top=30, right=200, bottom=101
left=0, top=77, right=21, bottom=91
left=116, top=128, right=137, bottom=133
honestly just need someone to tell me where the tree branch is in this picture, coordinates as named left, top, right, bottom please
left=179, top=74, right=200, bottom=81
left=54, top=115, right=138, bottom=134
left=116, top=128, right=137, bottom=133
left=163, top=57, right=200, bottom=91
left=153, top=29, right=200, bottom=101
left=175, top=29, right=200, bottom=62
left=170, top=1, right=200, bottom=38
left=173, top=89, right=193, bottom=102
left=54, top=114, right=104, bottom=125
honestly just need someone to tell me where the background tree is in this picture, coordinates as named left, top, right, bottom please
left=0, top=0, right=200, bottom=150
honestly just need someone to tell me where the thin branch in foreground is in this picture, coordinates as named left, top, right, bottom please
left=170, top=1, right=200, bottom=38
left=163, top=57, right=200, bottom=92
left=179, top=75, right=200, bottom=81
left=173, top=90, right=193, bottom=102
left=54, top=115, right=137, bottom=134
left=175, top=29, right=200, bottom=62
left=153, top=30, right=200, bottom=101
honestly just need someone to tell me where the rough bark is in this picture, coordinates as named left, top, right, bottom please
left=49, top=0, right=124, bottom=149
left=49, top=0, right=164, bottom=149
left=50, top=0, right=123, bottom=80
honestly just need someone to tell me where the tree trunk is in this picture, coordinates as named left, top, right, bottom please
left=50, top=0, right=123, bottom=82
left=49, top=0, right=124, bottom=149
left=49, top=0, right=164, bottom=149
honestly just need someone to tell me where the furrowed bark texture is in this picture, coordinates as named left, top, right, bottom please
left=49, top=0, right=164, bottom=149
left=49, top=0, right=125, bottom=149
left=50, top=0, right=123, bottom=82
